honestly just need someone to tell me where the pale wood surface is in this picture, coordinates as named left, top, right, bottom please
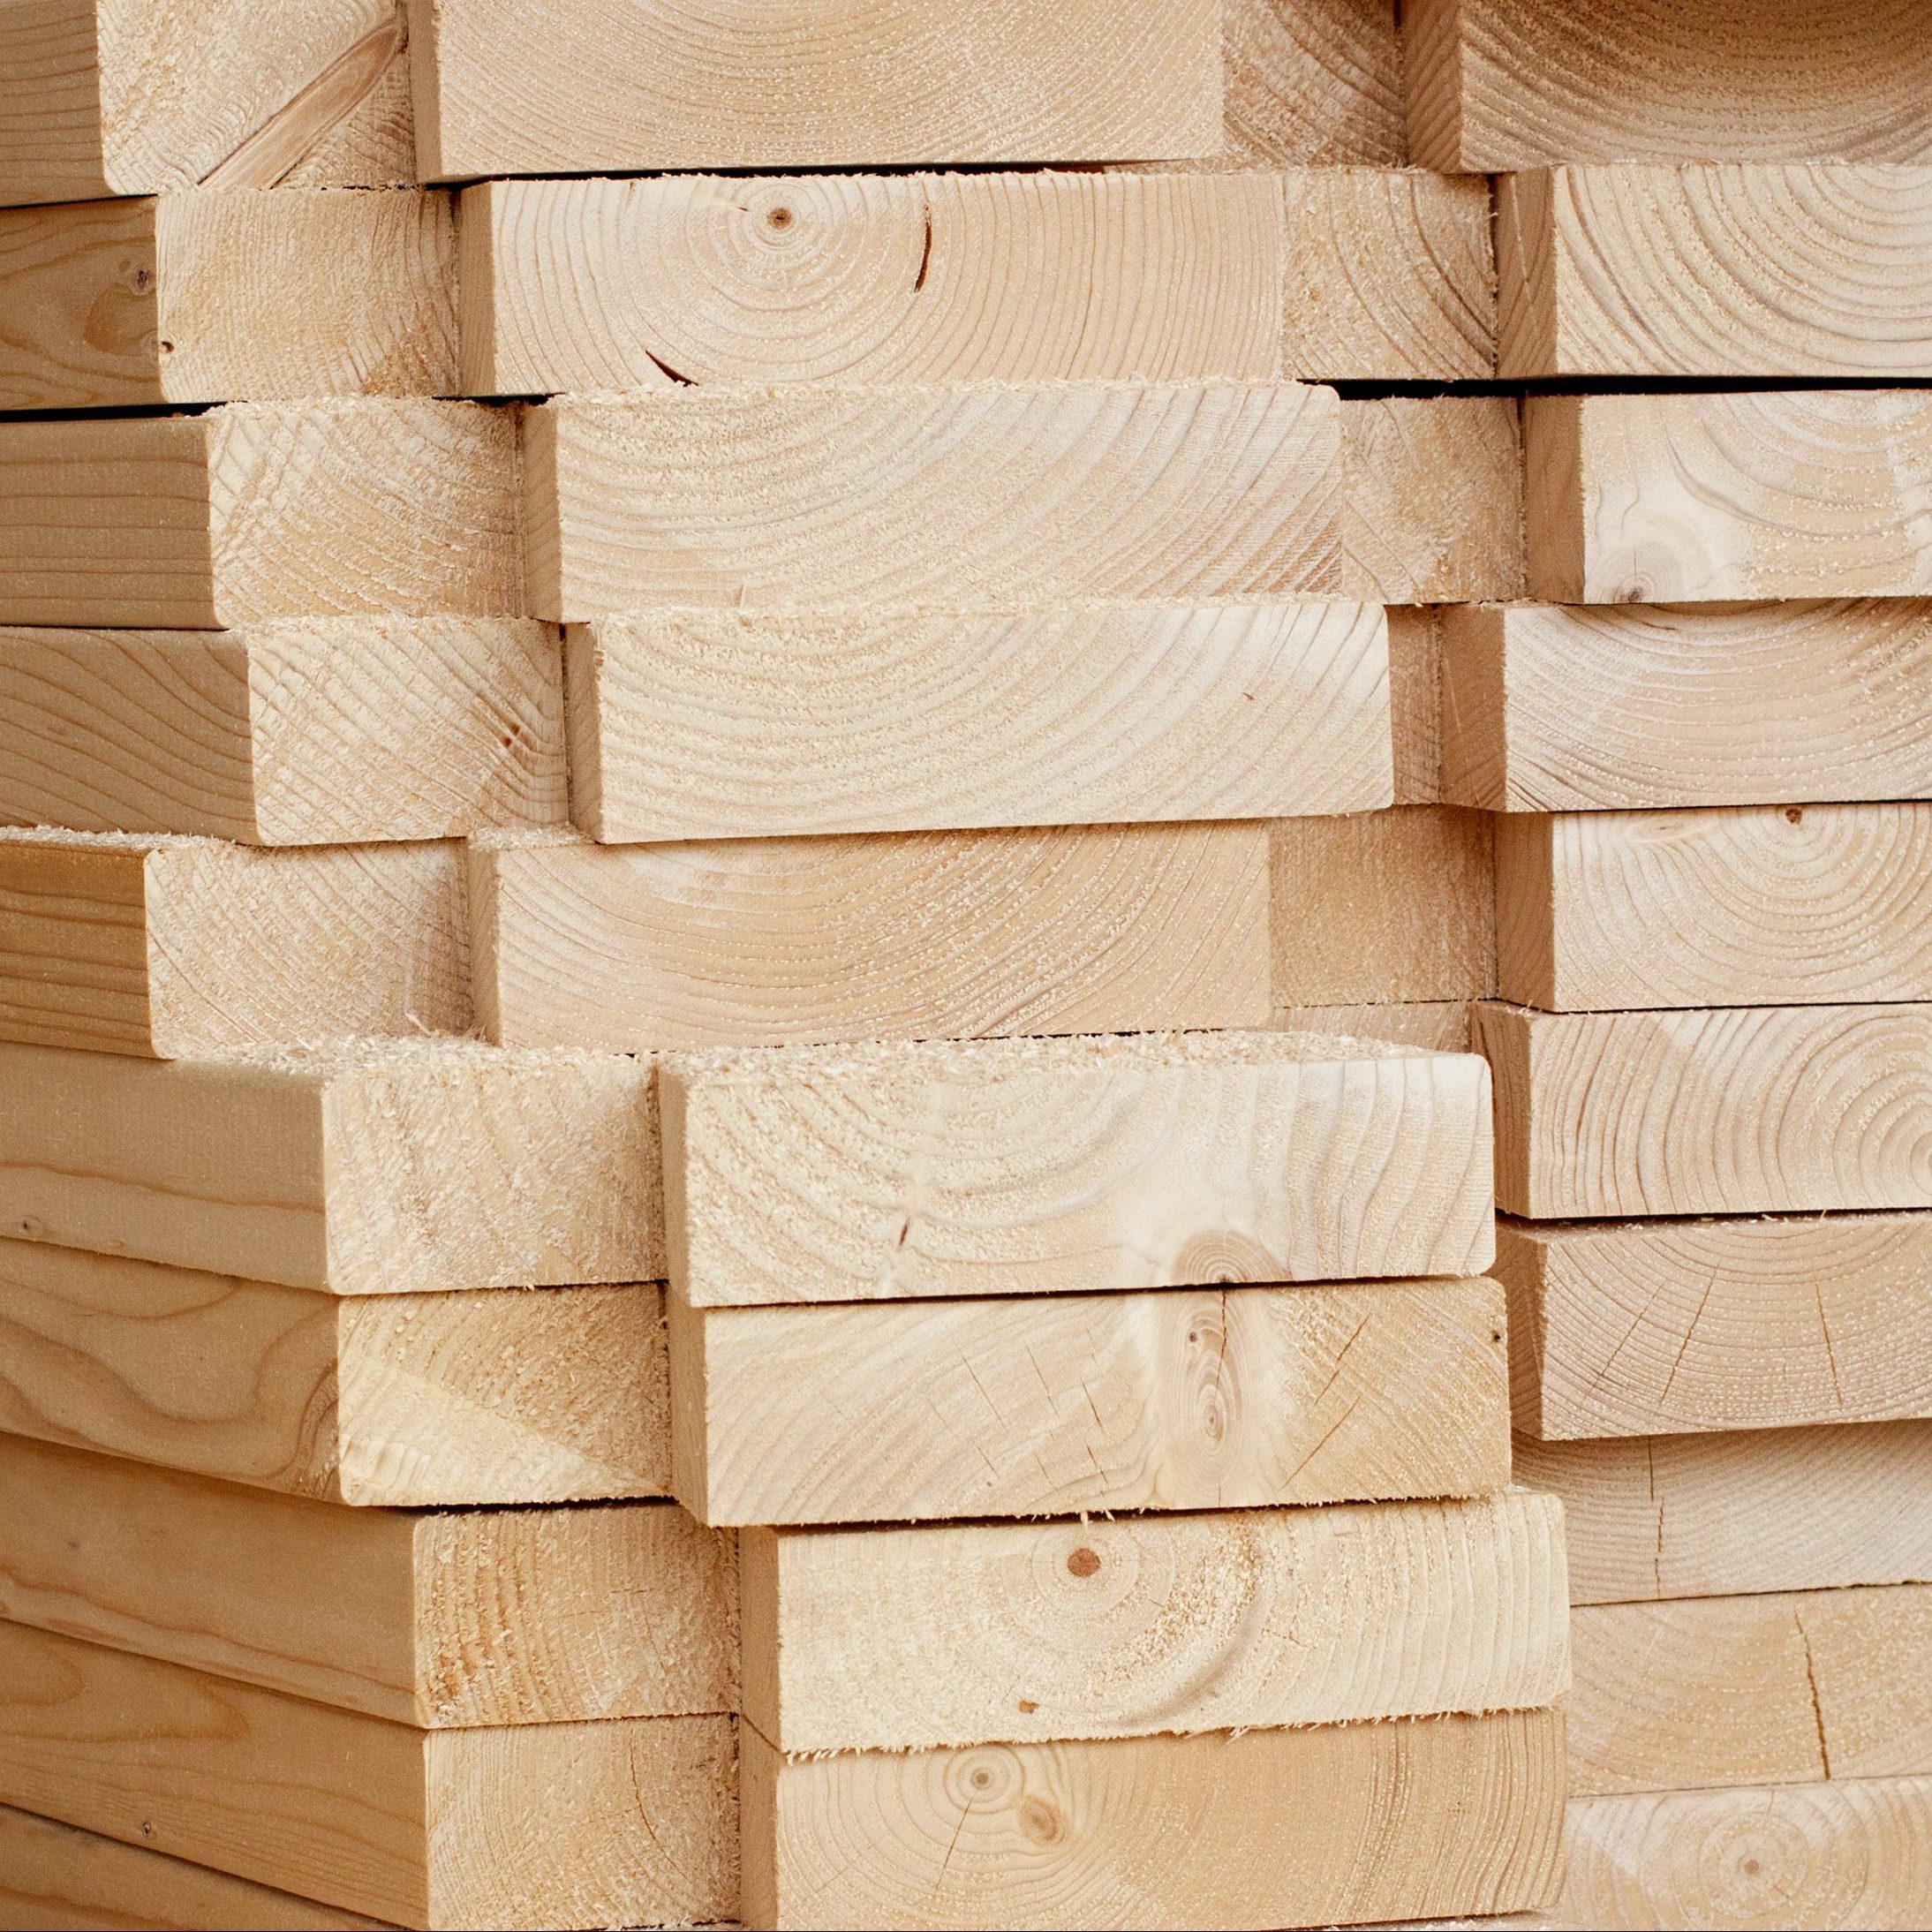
left=0, top=1622, right=735, bottom=1929
left=1440, top=600, right=1932, bottom=811
left=1403, top=0, right=1932, bottom=171
left=0, top=829, right=469, bottom=1055
left=1526, top=390, right=1932, bottom=603
left=1220, top=0, right=1403, bottom=164
left=1388, top=605, right=1445, bottom=804
left=664, top=1030, right=1495, bottom=1307
left=0, top=1039, right=662, bottom=1291
left=1516, top=1423, right=1932, bottom=1607
left=523, top=383, right=1340, bottom=620
left=1274, top=1000, right=1472, bottom=1052
left=671, top=1279, right=1510, bottom=1525
left=1480, top=1000, right=1932, bottom=1219
left=742, top=1708, right=1566, bottom=1930
left=1500, top=163, right=1932, bottom=379
left=0, top=403, right=518, bottom=628
left=0, top=1239, right=671, bottom=1506
left=472, top=824, right=1271, bottom=1051
left=567, top=604, right=1391, bottom=844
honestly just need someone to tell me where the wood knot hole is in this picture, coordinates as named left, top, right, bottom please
left=1066, top=1546, right=1100, bottom=1579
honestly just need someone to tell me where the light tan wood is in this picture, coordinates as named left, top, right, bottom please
left=1499, top=163, right=1932, bottom=380
left=664, top=1030, right=1495, bottom=1307
left=0, top=1038, right=662, bottom=1290
left=1515, top=1423, right=1932, bottom=1607
left=1274, top=1000, right=1472, bottom=1052
left=1388, top=605, right=1445, bottom=804
left=1220, top=0, right=1402, bottom=164
left=670, top=1279, right=1510, bottom=1525
left=1479, top=1000, right=1932, bottom=1219
left=0, top=1238, right=670, bottom=1506
left=0, top=829, right=469, bottom=1055
left=566, top=604, right=1390, bottom=843
left=1440, top=599, right=1932, bottom=811
left=0, top=403, right=517, bottom=628
left=1403, top=0, right=1932, bottom=171
left=0, top=1436, right=733, bottom=1725
left=472, top=824, right=1270, bottom=1051
left=0, top=1622, right=734, bottom=1929
left=0, top=188, right=453, bottom=410
left=740, top=1492, right=1565, bottom=1751
left=1525, top=389, right=1932, bottom=603
left=0, top=1801, right=387, bottom=1931
left=742, top=1708, right=1565, bottom=1930
left=0, top=0, right=415, bottom=206
left=0, top=619, right=564, bottom=844
left=522, top=382, right=1340, bottom=621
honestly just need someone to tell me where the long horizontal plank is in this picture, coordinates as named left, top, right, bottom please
left=1515, top=1423, right=1932, bottom=1607
left=1479, top=1000, right=1932, bottom=1219
left=0, top=188, right=454, bottom=410
left=665, top=1030, right=1495, bottom=1307
left=0, top=1238, right=669, bottom=1506
left=566, top=604, right=1390, bottom=843
left=743, top=1708, right=1565, bottom=1930
left=0, top=1622, right=734, bottom=1930
left=1221, top=0, right=1403, bottom=166
left=522, top=383, right=1341, bottom=620
left=0, top=1039, right=661, bottom=1291
left=1526, top=390, right=1932, bottom=602
left=0, top=1436, right=731, bottom=1725
left=0, top=620, right=564, bottom=844
left=741, top=1493, right=1565, bottom=1752
left=471, top=825, right=1271, bottom=1051
left=1499, top=164, right=1932, bottom=379
left=670, top=1279, right=1511, bottom=1525
left=1439, top=600, right=1932, bottom=811
left=0, top=404, right=518, bottom=628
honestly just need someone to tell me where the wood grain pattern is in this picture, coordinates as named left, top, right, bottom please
left=522, top=382, right=1340, bottom=620
left=0, top=1622, right=735, bottom=1929
left=1525, top=389, right=1932, bottom=603
left=1273, top=1000, right=1472, bottom=1052
left=0, top=1038, right=662, bottom=1291
left=472, top=825, right=1270, bottom=1051
left=0, top=1436, right=733, bottom=1725
left=0, top=1238, right=671, bottom=1506
left=1479, top=1000, right=1932, bottom=1219
left=742, top=1708, right=1566, bottom=1930
left=566, top=604, right=1390, bottom=843
left=1440, top=600, right=1932, bottom=812
left=1220, top=0, right=1403, bottom=165
left=670, top=1279, right=1511, bottom=1525
left=664, top=1030, right=1495, bottom=1307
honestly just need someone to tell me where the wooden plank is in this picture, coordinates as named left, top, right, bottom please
left=0, top=1039, right=662, bottom=1291
left=0, top=619, right=565, bottom=844
left=471, top=824, right=1272, bottom=1051
left=1479, top=1000, right=1932, bottom=1219
left=1499, top=163, right=1932, bottom=380
left=1388, top=605, right=1444, bottom=804
left=1221, top=0, right=1403, bottom=165
left=670, top=1279, right=1511, bottom=1525
left=740, top=1493, right=1564, bottom=1751
left=0, top=1622, right=734, bottom=1930
left=407, top=0, right=1219, bottom=177
left=0, top=0, right=414, bottom=207
left=741, top=1708, right=1566, bottom=1930
left=664, top=1030, right=1495, bottom=1308
left=1515, top=1423, right=1932, bottom=1607
left=565, top=604, right=1391, bottom=844
left=0, top=1238, right=671, bottom=1506
left=1274, top=1000, right=1472, bottom=1052
left=0, top=1436, right=733, bottom=1725
left=1440, top=599, right=1932, bottom=811
left=0, top=188, right=453, bottom=410
left=0, top=403, right=518, bottom=628
left=1496, top=804, right=1932, bottom=1011
left=1402, top=0, right=1932, bottom=171
left=0, top=829, right=469, bottom=1055
left=523, top=383, right=1340, bottom=621
left=1524, top=390, right=1932, bottom=603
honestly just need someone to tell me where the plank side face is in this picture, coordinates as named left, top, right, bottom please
left=0, top=194, right=161, bottom=408
left=1221, top=0, right=1403, bottom=166
left=524, top=383, right=1341, bottom=620
left=673, top=1281, right=1512, bottom=1525
left=409, top=0, right=1221, bottom=177
left=741, top=1709, right=1566, bottom=1931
